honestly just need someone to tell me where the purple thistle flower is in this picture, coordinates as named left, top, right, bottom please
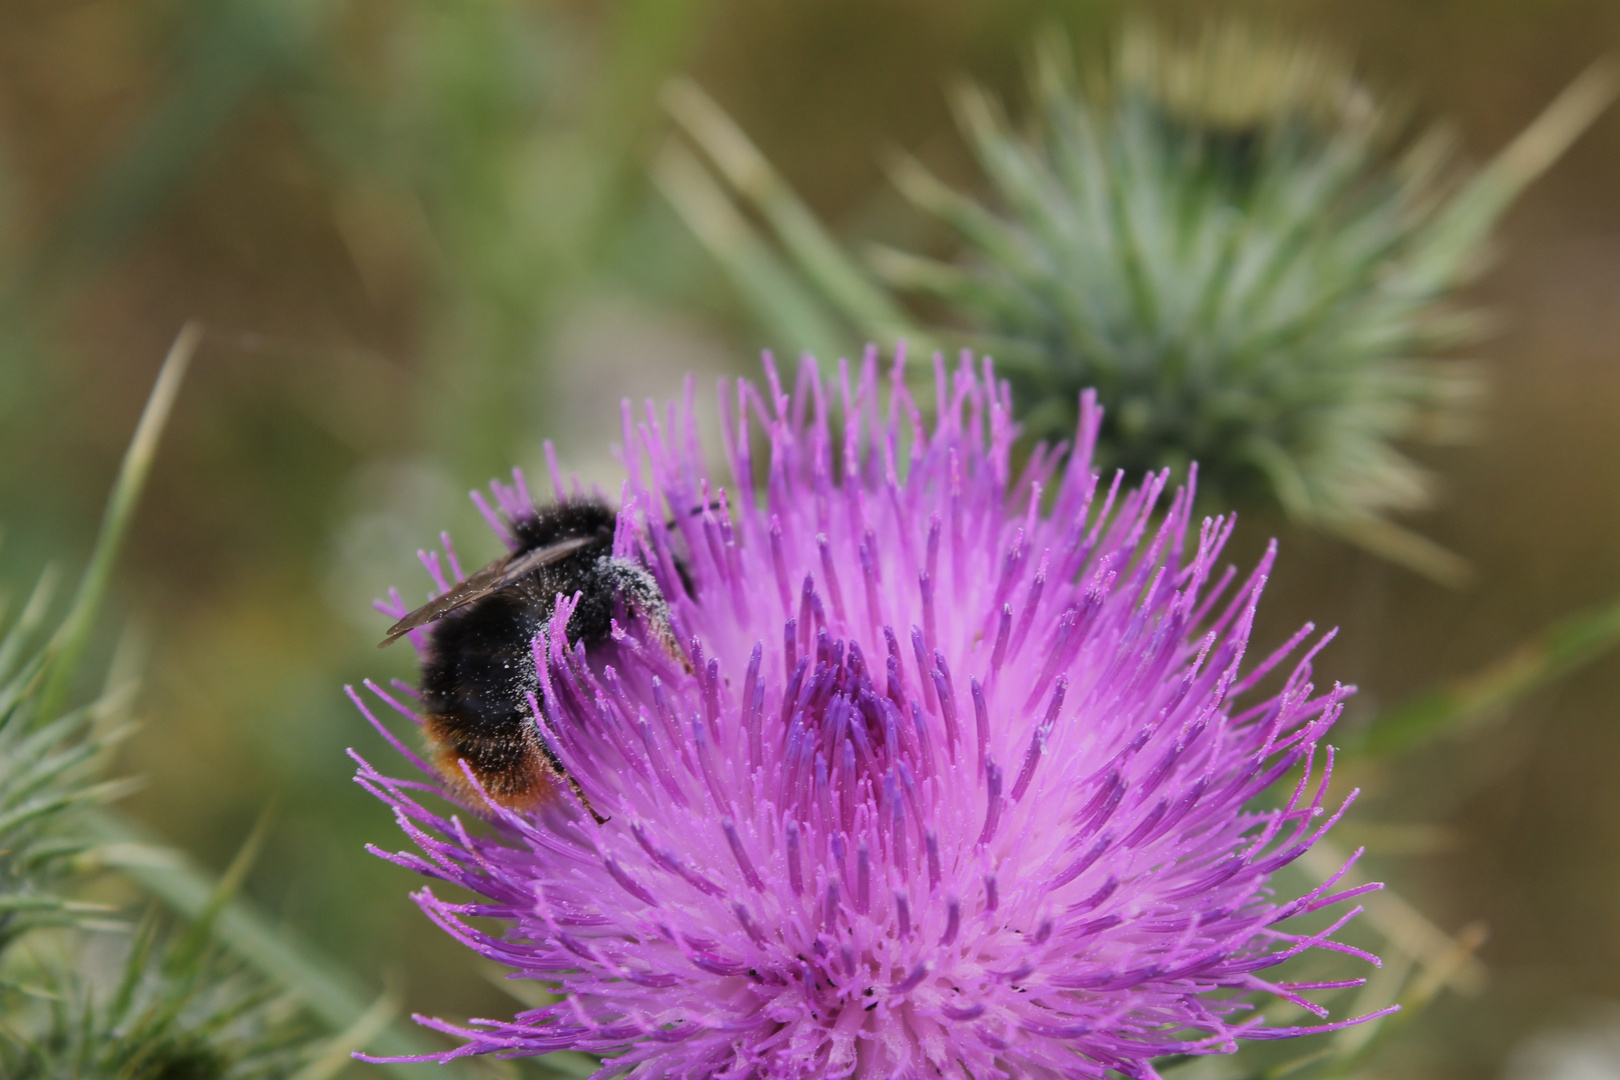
left=352, top=349, right=1393, bottom=1079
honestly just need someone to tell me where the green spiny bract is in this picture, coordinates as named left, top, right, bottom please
left=864, top=23, right=1609, bottom=581
left=0, top=911, right=312, bottom=1080
left=0, top=568, right=136, bottom=952
left=0, top=564, right=311, bottom=1078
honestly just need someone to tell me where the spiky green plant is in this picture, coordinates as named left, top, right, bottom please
left=0, top=329, right=373, bottom=1078
left=0, top=901, right=314, bottom=1080
left=0, top=327, right=301, bottom=1076
left=0, top=327, right=199, bottom=950
left=664, top=21, right=1616, bottom=584
left=0, top=566, right=137, bottom=952
left=0, top=330, right=571, bottom=1077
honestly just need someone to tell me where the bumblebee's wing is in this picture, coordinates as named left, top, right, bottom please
left=378, top=535, right=594, bottom=648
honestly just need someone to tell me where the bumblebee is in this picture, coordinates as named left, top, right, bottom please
left=380, top=499, right=672, bottom=811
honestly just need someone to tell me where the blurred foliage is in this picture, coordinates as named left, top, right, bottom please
left=0, top=343, right=317, bottom=1076
left=2, top=847, right=316, bottom=1080
left=1354, top=590, right=1620, bottom=760
left=0, top=0, right=712, bottom=478
left=314, top=0, right=711, bottom=476
left=663, top=21, right=1616, bottom=585
left=0, top=335, right=537, bottom=1079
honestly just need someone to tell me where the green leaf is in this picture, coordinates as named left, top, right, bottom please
left=1356, top=590, right=1620, bottom=758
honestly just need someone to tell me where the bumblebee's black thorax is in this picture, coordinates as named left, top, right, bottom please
left=412, top=497, right=674, bottom=812
left=419, top=500, right=618, bottom=733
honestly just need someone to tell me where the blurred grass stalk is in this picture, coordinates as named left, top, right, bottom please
left=89, top=811, right=597, bottom=1080
left=304, top=0, right=713, bottom=478
left=1354, top=591, right=1620, bottom=758
left=0, top=329, right=310, bottom=1074
left=34, top=323, right=199, bottom=722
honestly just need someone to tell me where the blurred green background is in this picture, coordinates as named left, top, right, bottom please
left=2, top=0, right=1618, bottom=1076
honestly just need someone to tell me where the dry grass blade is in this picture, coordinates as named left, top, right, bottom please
left=662, top=78, right=916, bottom=345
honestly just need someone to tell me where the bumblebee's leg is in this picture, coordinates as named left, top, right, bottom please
left=595, top=556, right=683, bottom=665
left=529, top=723, right=608, bottom=825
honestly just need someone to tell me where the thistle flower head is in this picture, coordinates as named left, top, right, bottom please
left=356, top=350, right=1388, bottom=1078
left=846, top=21, right=1611, bottom=584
